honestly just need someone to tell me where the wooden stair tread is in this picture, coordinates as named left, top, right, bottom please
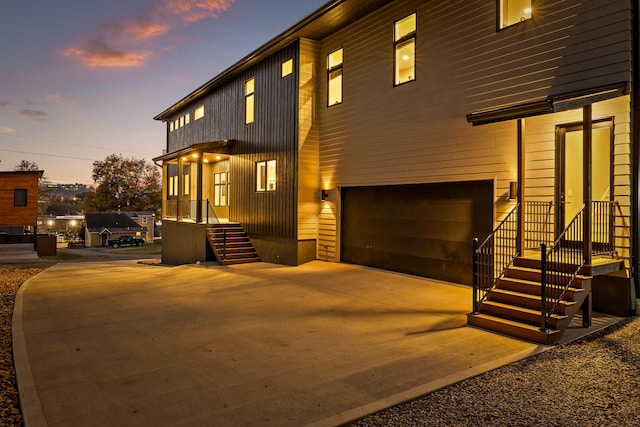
left=481, top=301, right=568, bottom=320
left=467, top=313, right=560, bottom=344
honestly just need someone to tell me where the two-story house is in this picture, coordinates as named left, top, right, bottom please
left=154, top=0, right=639, bottom=343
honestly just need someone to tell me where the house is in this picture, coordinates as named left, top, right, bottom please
left=0, top=170, right=43, bottom=244
left=154, top=0, right=640, bottom=342
left=84, top=212, right=148, bottom=247
left=122, top=211, right=155, bottom=243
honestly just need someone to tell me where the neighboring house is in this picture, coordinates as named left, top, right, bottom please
left=84, top=212, right=148, bottom=247
left=122, top=211, right=155, bottom=243
left=0, top=170, right=43, bottom=243
left=154, top=0, right=640, bottom=342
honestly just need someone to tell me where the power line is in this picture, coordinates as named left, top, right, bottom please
left=0, top=132, right=155, bottom=157
left=0, top=148, right=99, bottom=162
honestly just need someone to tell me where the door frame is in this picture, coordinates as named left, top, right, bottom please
left=554, top=118, right=614, bottom=237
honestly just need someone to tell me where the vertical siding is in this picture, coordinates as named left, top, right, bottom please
left=165, top=42, right=300, bottom=240
left=298, top=39, right=320, bottom=242
left=316, top=0, right=633, bottom=260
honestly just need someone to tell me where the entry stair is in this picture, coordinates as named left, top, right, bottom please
left=206, top=223, right=260, bottom=265
left=467, top=254, right=623, bottom=344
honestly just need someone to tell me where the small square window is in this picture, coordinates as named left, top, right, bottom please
left=282, top=59, right=293, bottom=77
left=194, top=106, right=205, bottom=120
left=256, top=160, right=276, bottom=192
left=499, top=0, right=532, bottom=29
left=14, top=189, right=27, bottom=206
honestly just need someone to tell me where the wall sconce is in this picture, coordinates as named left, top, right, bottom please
left=509, top=181, right=518, bottom=200
left=321, top=189, right=329, bottom=201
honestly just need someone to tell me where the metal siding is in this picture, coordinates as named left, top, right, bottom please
left=317, top=0, right=633, bottom=260
left=166, top=42, right=300, bottom=239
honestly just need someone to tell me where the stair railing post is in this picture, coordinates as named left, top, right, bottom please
left=472, top=238, right=479, bottom=314
left=540, top=243, right=548, bottom=331
left=206, top=198, right=210, bottom=224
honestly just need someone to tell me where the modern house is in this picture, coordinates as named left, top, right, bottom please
left=84, top=212, right=148, bottom=247
left=0, top=170, right=43, bottom=243
left=154, top=0, right=640, bottom=342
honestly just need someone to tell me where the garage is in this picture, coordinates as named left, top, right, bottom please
left=341, top=180, right=494, bottom=285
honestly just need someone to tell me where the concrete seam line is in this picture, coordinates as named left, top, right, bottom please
left=12, top=273, right=48, bottom=427
left=304, top=345, right=550, bottom=427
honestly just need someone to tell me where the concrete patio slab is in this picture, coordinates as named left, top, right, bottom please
left=14, top=260, right=552, bottom=426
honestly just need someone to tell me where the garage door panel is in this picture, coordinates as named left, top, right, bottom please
left=342, top=181, right=493, bottom=285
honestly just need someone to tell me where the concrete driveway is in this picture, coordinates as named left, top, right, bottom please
left=14, top=260, right=546, bottom=427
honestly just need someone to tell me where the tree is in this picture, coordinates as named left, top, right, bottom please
left=85, top=154, right=161, bottom=215
left=14, top=160, right=40, bottom=171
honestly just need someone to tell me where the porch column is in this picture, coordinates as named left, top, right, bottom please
left=196, top=152, right=203, bottom=223
left=583, top=105, right=592, bottom=265
left=517, top=118, right=525, bottom=254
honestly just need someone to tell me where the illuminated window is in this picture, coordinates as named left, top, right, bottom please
left=394, top=13, right=416, bottom=85
left=184, top=114, right=190, bottom=125
left=14, top=189, right=27, bottom=206
left=499, top=0, right=532, bottom=29
left=183, top=164, right=190, bottom=196
left=179, top=116, right=184, bottom=127
left=174, top=119, right=179, bottom=129
left=169, top=121, right=174, bottom=132
left=245, top=78, right=255, bottom=124
left=214, top=172, right=228, bottom=206
left=256, top=160, right=276, bottom=192
left=327, top=48, right=343, bottom=106
left=194, top=106, right=204, bottom=120
left=282, top=59, right=293, bottom=77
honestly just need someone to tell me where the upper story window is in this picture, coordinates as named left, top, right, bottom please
left=256, top=160, right=276, bottom=192
left=499, top=0, right=532, bottom=29
left=245, top=78, right=255, bottom=124
left=194, top=105, right=205, bottom=120
left=394, top=13, right=416, bottom=85
left=327, top=48, right=343, bottom=106
left=14, top=189, right=27, bottom=206
left=282, top=59, right=293, bottom=77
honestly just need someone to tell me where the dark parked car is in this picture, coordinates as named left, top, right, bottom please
left=107, top=235, right=146, bottom=248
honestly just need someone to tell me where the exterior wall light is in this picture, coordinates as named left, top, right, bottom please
left=509, top=181, right=518, bottom=200
left=321, top=189, right=329, bottom=201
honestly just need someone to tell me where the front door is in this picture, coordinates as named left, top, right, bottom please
left=556, top=120, right=613, bottom=239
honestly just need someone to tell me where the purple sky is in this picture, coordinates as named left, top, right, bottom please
left=0, top=0, right=326, bottom=185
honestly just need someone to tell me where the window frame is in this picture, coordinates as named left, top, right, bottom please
left=497, top=0, right=532, bottom=30
left=245, top=78, right=255, bottom=124
left=214, top=172, right=229, bottom=207
left=282, top=59, right=293, bottom=77
left=13, top=189, right=27, bottom=207
left=327, top=48, right=343, bottom=107
left=393, top=13, right=417, bottom=87
left=194, top=105, right=205, bottom=121
left=256, top=160, right=276, bottom=192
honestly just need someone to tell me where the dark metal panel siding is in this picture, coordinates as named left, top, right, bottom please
left=166, top=41, right=300, bottom=239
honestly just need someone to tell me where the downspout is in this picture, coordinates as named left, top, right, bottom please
left=633, top=0, right=640, bottom=302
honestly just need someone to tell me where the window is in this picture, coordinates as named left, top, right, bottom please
left=14, top=189, right=27, bottom=206
left=394, top=13, right=416, bottom=85
left=214, top=172, right=228, bottom=206
left=256, top=160, right=276, bottom=192
left=184, top=113, right=190, bottom=125
left=245, top=78, right=255, bottom=124
left=327, top=48, right=343, bottom=106
left=183, top=164, right=190, bottom=196
left=282, top=59, right=293, bottom=77
left=169, top=121, right=174, bottom=132
left=194, top=106, right=205, bottom=120
left=499, top=0, right=532, bottom=29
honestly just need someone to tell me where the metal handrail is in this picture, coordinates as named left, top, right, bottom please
left=540, top=205, right=585, bottom=330
left=472, top=203, right=519, bottom=313
left=524, top=201, right=553, bottom=249
left=204, top=198, right=220, bottom=225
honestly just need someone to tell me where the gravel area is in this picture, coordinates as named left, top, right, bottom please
left=350, top=316, right=640, bottom=427
left=0, top=265, right=47, bottom=427
left=0, top=262, right=638, bottom=427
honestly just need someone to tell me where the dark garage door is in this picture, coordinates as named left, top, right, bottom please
left=341, top=181, right=493, bottom=285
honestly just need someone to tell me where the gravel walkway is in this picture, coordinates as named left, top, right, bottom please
left=1, top=263, right=638, bottom=426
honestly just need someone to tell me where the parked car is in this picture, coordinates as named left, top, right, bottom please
left=107, top=235, right=146, bottom=248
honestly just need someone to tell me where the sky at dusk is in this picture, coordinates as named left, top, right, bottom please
left=0, top=0, right=326, bottom=185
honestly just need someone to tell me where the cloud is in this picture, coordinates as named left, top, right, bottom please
left=64, top=0, right=236, bottom=68
left=44, top=94, right=73, bottom=105
left=20, top=109, right=48, bottom=121
left=0, top=102, right=10, bottom=108
left=0, top=127, right=16, bottom=134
